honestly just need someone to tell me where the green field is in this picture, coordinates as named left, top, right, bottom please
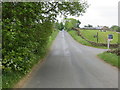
left=80, top=29, right=118, bottom=44
left=69, top=30, right=119, bottom=68
left=68, top=30, right=107, bottom=49
left=69, top=30, right=92, bottom=46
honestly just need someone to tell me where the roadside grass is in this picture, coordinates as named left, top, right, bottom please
left=2, top=71, right=25, bottom=88
left=80, top=29, right=118, bottom=44
left=98, top=52, right=119, bottom=68
left=2, top=30, right=59, bottom=88
left=0, top=41, right=1, bottom=89
left=47, top=30, right=59, bottom=48
left=2, top=54, right=42, bottom=88
left=0, top=74, right=1, bottom=90
left=68, top=30, right=107, bottom=49
left=69, top=30, right=119, bottom=68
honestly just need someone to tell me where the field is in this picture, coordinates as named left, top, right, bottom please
left=80, top=29, right=118, bottom=44
left=68, top=30, right=107, bottom=49
left=69, top=30, right=92, bottom=46
left=68, top=29, right=119, bottom=68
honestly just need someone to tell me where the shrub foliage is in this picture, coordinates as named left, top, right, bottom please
left=2, top=2, right=88, bottom=73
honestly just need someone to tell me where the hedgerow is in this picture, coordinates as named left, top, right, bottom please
left=2, top=2, right=54, bottom=73
left=2, top=2, right=88, bottom=73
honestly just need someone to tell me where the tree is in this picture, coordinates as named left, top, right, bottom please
left=64, top=18, right=80, bottom=31
left=88, top=24, right=93, bottom=27
left=2, top=2, right=88, bottom=73
left=55, top=22, right=64, bottom=31
left=84, top=24, right=93, bottom=28
left=117, top=27, right=120, bottom=32
left=59, top=22, right=64, bottom=30
left=111, top=25, right=120, bottom=32
left=77, top=20, right=81, bottom=28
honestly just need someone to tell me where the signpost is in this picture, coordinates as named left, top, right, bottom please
left=97, top=32, right=98, bottom=43
left=93, top=32, right=99, bottom=43
left=107, top=34, right=113, bottom=49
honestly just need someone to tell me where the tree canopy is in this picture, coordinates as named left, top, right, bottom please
left=2, top=2, right=88, bottom=73
left=55, top=22, right=64, bottom=31
left=111, top=25, right=120, bottom=32
left=84, top=24, right=93, bottom=27
left=64, top=18, right=81, bottom=31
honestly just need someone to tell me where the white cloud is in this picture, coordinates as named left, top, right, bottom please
left=67, top=0, right=119, bottom=27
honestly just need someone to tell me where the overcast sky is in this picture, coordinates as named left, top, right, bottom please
left=66, top=0, right=119, bottom=28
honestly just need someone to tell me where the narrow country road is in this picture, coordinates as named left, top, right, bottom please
left=23, top=31, right=118, bottom=88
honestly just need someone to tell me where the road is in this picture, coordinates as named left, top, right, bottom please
left=23, top=31, right=118, bottom=88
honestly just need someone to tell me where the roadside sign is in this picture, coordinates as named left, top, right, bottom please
left=108, top=34, right=113, bottom=40
left=107, top=34, right=113, bottom=49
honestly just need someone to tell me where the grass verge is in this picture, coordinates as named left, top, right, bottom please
left=2, top=30, right=59, bottom=88
left=69, top=30, right=119, bottom=68
left=68, top=30, right=107, bottom=49
left=98, top=52, right=119, bottom=68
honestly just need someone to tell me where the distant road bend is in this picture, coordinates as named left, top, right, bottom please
left=23, top=31, right=118, bottom=88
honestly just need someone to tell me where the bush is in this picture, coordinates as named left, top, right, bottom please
left=2, top=2, right=54, bottom=73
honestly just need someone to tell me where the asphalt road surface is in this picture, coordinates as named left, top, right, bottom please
left=23, top=31, right=118, bottom=88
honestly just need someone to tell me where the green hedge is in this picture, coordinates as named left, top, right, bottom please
left=2, top=2, right=54, bottom=74
left=2, top=30, right=59, bottom=88
left=2, top=1, right=88, bottom=74
left=2, top=2, right=88, bottom=88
